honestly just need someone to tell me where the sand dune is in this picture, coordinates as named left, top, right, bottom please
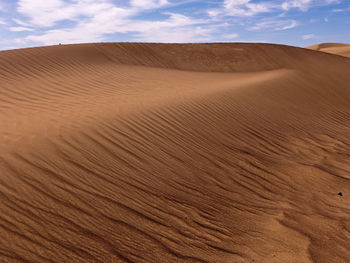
left=1, top=43, right=350, bottom=262
left=307, top=43, right=350, bottom=58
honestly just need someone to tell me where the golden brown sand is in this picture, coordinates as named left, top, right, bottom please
left=307, top=43, right=350, bottom=58
left=1, top=43, right=350, bottom=262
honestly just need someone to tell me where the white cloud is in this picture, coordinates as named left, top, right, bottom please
left=130, top=0, right=169, bottom=9
left=281, top=0, right=340, bottom=11
left=223, top=33, right=239, bottom=39
left=3, top=0, right=343, bottom=49
left=10, top=26, right=34, bottom=32
left=17, top=0, right=133, bottom=27
left=209, top=0, right=340, bottom=18
left=13, top=18, right=31, bottom=26
left=209, top=0, right=273, bottom=17
left=134, top=26, right=212, bottom=42
left=17, top=0, right=208, bottom=45
left=125, top=13, right=210, bottom=42
left=207, top=0, right=341, bottom=22
left=17, top=0, right=67, bottom=27
left=302, top=34, right=315, bottom=39
left=281, top=20, right=298, bottom=29
left=282, top=0, right=312, bottom=11
left=332, top=5, right=350, bottom=12
left=249, top=19, right=298, bottom=31
left=17, top=0, right=135, bottom=44
left=24, top=12, right=210, bottom=44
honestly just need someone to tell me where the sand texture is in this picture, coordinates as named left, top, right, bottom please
left=307, top=43, right=350, bottom=58
left=1, top=43, right=350, bottom=262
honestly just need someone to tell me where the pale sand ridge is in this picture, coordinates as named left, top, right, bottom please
left=0, top=43, right=350, bottom=262
left=307, top=43, right=350, bottom=58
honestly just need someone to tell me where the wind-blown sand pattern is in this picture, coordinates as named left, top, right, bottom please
left=1, top=43, right=350, bottom=263
left=307, top=43, right=350, bottom=58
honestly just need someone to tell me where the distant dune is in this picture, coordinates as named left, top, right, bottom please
left=1, top=43, right=350, bottom=263
left=307, top=43, right=350, bottom=58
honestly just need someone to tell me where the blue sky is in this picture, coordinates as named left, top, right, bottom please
left=0, top=0, right=349, bottom=50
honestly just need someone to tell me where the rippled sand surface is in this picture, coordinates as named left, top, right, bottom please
left=1, top=43, right=350, bottom=262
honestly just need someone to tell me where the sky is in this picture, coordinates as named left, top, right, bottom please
left=0, top=0, right=349, bottom=50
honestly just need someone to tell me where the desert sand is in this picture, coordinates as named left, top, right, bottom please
left=0, top=43, right=350, bottom=263
left=307, top=43, right=350, bottom=58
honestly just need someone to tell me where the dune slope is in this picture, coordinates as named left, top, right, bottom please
left=1, top=43, right=350, bottom=263
left=307, top=43, right=350, bottom=58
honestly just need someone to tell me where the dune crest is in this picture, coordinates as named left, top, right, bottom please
left=307, top=43, right=350, bottom=58
left=1, top=43, right=350, bottom=262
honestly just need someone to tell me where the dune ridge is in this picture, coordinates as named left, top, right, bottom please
left=1, top=43, right=350, bottom=262
left=307, top=43, right=350, bottom=58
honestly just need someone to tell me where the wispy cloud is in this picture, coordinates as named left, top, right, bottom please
left=223, top=0, right=273, bottom=16
left=209, top=0, right=340, bottom=18
left=10, top=26, right=33, bottom=31
left=282, top=0, right=313, bottom=11
left=331, top=4, right=350, bottom=12
left=208, top=0, right=275, bottom=18
left=303, top=33, right=315, bottom=39
left=130, top=0, right=169, bottom=10
left=17, top=0, right=133, bottom=27
left=249, top=19, right=298, bottom=31
left=0, top=0, right=347, bottom=49
left=223, top=33, right=239, bottom=39
left=12, top=18, right=31, bottom=26
left=281, top=0, right=340, bottom=11
left=24, top=11, right=211, bottom=44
